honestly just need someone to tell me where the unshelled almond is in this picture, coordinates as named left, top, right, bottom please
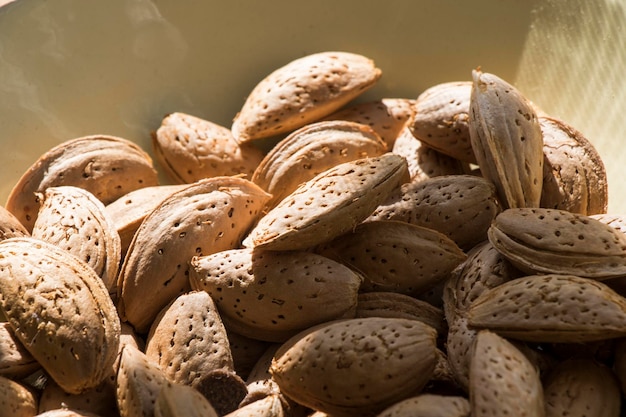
left=0, top=322, right=39, bottom=380
left=376, top=393, right=470, bottom=417
left=154, top=383, right=219, bottom=417
left=243, top=153, right=409, bottom=251
left=232, top=51, right=381, bottom=142
left=0, top=375, right=38, bottom=417
left=190, top=248, right=362, bottom=342
left=0, top=237, right=120, bottom=394
left=0, top=204, right=29, bottom=241
left=270, top=317, right=438, bottom=417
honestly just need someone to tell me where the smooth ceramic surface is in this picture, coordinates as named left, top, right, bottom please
left=1, top=0, right=625, bottom=211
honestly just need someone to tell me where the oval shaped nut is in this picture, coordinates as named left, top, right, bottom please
left=0, top=237, right=121, bottom=394
left=152, top=112, right=265, bottom=184
left=270, top=317, right=438, bottom=417
left=190, top=248, right=362, bottom=342
left=32, top=186, right=121, bottom=293
left=38, top=378, right=118, bottom=417
left=0, top=322, right=39, bottom=380
left=470, top=330, right=544, bottom=417
left=155, top=383, right=219, bottom=417
left=369, top=175, right=501, bottom=250
left=321, top=98, right=416, bottom=150
left=105, top=184, right=188, bottom=257
left=117, top=176, right=271, bottom=334
left=0, top=375, right=38, bottom=417
left=252, top=120, right=387, bottom=208
left=6, top=135, right=159, bottom=232
left=591, top=213, right=626, bottom=234
left=316, top=220, right=466, bottom=296
left=232, top=51, right=382, bottom=142
left=145, top=291, right=235, bottom=386
left=116, top=345, right=172, bottom=417
left=392, top=127, right=467, bottom=183
left=33, top=410, right=102, bottom=417
left=467, top=274, right=626, bottom=343
left=469, top=69, right=544, bottom=209
left=376, top=394, right=470, bottom=417
left=540, top=116, right=608, bottom=215
left=224, top=394, right=285, bottom=417
left=488, top=208, right=626, bottom=279
left=410, top=81, right=476, bottom=163
left=445, top=315, right=476, bottom=392
left=543, top=358, right=621, bottom=417
left=0, top=205, right=29, bottom=241
left=243, top=153, right=410, bottom=251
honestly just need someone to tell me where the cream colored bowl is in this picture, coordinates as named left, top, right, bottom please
left=1, top=0, right=625, bottom=212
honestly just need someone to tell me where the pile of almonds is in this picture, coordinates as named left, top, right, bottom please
left=1, top=50, right=625, bottom=417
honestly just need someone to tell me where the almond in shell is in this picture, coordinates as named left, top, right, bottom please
left=0, top=321, right=39, bottom=380
left=154, top=383, right=219, bottom=417
left=0, top=204, right=29, bottom=241
left=0, top=375, right=38, bottom=417
left=232, top=51, right=381, bottom=142
left=376, top=393, right=470, bottom=417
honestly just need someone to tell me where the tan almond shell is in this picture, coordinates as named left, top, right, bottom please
left=38, top=378, right=118, bottom=417
left=355, top=292, right=446, bottom=336
left=32, top=186, right=121, bottom=293
left=469, top=330, right=544, bottom=417
left=145, top=291, right=235, bottom=385
left=444, top=315, right=476, bottom=392
left=0, top=322, right=40, bottom=380
left=35, top=410, right=103, bottom=417
left=270, top=317, right=438, bottom=417
left=251, top=120, right=387, bottom=209
left=376, top=394, right=471, bottom=417
left=116, top=345, right=172, bottom=417
left=105, top=184, right=188, bottom=256
left=543, top=358, right=621, bottom=417
left=231, top=51, right=382, bottom=142
left=410, top=81, right=476, bottom=163
left=154, top=383, right=219, bottom=417
left=488, top=208, right=626, bottom=279
left=368, top=174, right=501, bottom=250
left=0, top=375, right=38, bottom=417
left=315, top=220, right=466, bottom=296
left=469, top=70, right=544, bottom=209
left=190, top=248, right=362, bottom=342
left=467, top=274, right=626, bottom=343
left=540, top=116, right=608, bottom=215
left=591, top=213, right=626, bottom=234
left=0, top=204, right=29, bottom=241
left=243, top=153, right=410, bottom=251
left=0, top=237, right=121, bottom=394
left=117, top=176, right=271, bottom=334
left=6, top=135, right=159, bottom=232
left=391, top=127, right=467, bottom=183
left=223, top=394, right=285, bottom=417
left=321, top=98, right=416, bottom=150
left=152, top=112, right=265, bottom=184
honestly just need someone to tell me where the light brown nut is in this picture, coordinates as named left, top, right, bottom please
left=145, top=291, right=247, bottom=414
left=116, top=345, right=172, bottom=417
left=152, top=112, right=265, bottom=184
left=376, top=393, right=470, bottom=417
left=190, top=248, right=362, bottom=342
left=155, top=383, right=219, bottom=417
left=469, top=330, right=544, bottom=417
left=105, top=184, right=188, bottom=257
left=5, top=135, right=159, bottom=232
left=392, top=127, right=467, bottom=182
left=0, top=375, right=38, bottom=417
left=252, top=120, right=387, bottom=208
left=591, top=213, right=626, bottom=234
left=543, top=358, right=621, bottom=417
left=117, top=176, right=271, bottom=334
left=35, top=410, right=103, bottom=417
left=355, top=292, right=446, bottom=336
left=231, top=51, right=382, bottom=142
left=540, top=116, right=608, bottom=215
left=38, top=379, right=117, bottom=417
left=0, top=237, right=120, bottom=394
left=444, top=316, right=476, bottom=392
left=410, top=81, right=476, bottom=163
left=368, top=175, right=501, bottom=250
left=32, top=186, right=121, bottom=293
left=0, top=205, right=29, bottom=241
left=0, top=322, right=39, bottom=380
left=316, top=220, right=466, bottom=296
left=243, top=153, right=409, bottom=251
left=224, top=394, right=285, bottom=417
left=467, top=274, right=626, bottom=343
left=488, top=208, right=626, bottom=279
left=469, top=69, right=544, bottom=209
left=321, top=98, right=416, bottom=150
left=270, top=317, right=438, bottom=417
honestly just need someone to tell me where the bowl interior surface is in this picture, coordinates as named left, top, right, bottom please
left=0, top=0, right=625, bottom=211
